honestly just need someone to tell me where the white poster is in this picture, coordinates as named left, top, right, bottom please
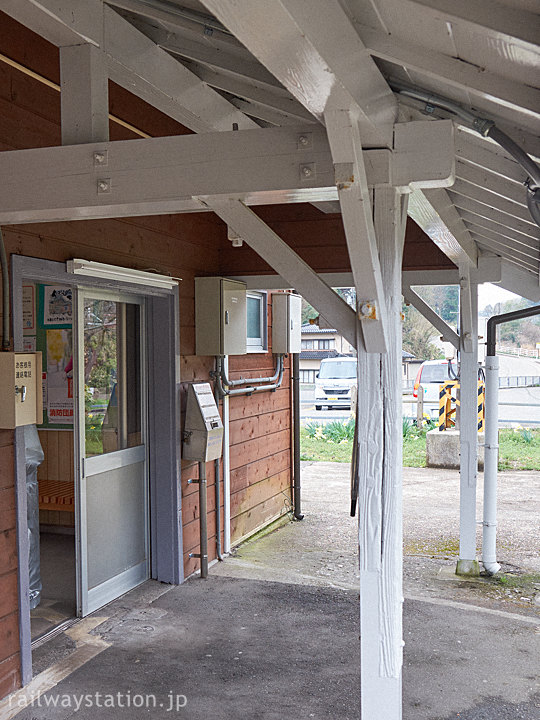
left=42, top=285, right=72, bottom=326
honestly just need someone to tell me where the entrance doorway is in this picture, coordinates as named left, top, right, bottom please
left=13, top=256, right=183, bottom=685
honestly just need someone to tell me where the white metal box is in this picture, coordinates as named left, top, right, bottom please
left=183, top=383, right=224, bottom=462
left=195, top=277, right=247, bottom=356
left=272, top=293, right=302, bottom=354
left=0, top=352, right=43, bottom=428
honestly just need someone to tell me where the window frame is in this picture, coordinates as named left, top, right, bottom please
left=246, top=290, right=268, bottom=353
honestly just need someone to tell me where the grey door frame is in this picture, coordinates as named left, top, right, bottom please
left=11, top=255, right=183, bottom=686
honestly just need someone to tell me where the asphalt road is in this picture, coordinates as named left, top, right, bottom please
left=301, top=385, right=540, bottom=427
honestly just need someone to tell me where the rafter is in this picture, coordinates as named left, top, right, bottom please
left=199, top=0, right=397, bottom=147
left=408, top=189, right=478, bottom=268
left=360, top=26, right=540, bottom=124
left=408, top=0, right=540, bottom=52
left=2, top=0, right=257, bottom=134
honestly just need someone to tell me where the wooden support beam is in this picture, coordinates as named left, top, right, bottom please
left=456, top=269, right=480, bottom=575
left=402, top=287, right=460, bottom=349
left=325, top=108, right=387, bottom=353
left=360, top=26, right=540, bottom=125
left=201, top=198, right=358, bottom=347
left=408, top=0, right=540, bottom=53
left=409, top=188, right=478, bottom=268
left=0, top=125, right=338, bottom=224
left=199, top=0, right=397, bottom=148
left=356, top=187, right=406, bottom=718
left=60, top=44, right=109, bottom=145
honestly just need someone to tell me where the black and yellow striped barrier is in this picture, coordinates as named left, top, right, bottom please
left=438, top=380, right=485, bottom=432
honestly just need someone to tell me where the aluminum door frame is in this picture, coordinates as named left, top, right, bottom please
left=74, top=287, right=149, bottom=617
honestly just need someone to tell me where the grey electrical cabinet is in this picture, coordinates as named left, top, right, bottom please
left=183, top=383, right=224, bottom=462
left=195, top=277, right=247, bottom=356
left=272, top=293, right=302, bottom=354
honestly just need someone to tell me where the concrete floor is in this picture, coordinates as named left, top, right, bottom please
left=30, top=533, right=76, bottom=641
left=6, top=463, right=540, bottom=720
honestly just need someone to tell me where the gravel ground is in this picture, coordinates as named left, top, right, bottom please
left=214, top=462, right=540, bottom=615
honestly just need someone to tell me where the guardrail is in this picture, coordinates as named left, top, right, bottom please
left=498, top=346, right=540, bottom=359
left=403, top=375, right=540, bottom=394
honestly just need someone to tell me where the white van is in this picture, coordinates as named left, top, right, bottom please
left=413, top=359, right=458, bottom=417
left=314, top=356, right=357, bottom=410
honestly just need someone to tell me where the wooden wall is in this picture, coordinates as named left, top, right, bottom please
left=0, top=13, right=295, bottom=699
left=182, top=296, right=293, bottom=578
left=0, top=429, right=20, bottom=698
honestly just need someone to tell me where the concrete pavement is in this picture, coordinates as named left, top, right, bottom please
left=3, top=463, right=539, bottom=720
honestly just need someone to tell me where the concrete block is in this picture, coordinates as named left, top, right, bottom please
left=426, top=429, right=484, bottom=470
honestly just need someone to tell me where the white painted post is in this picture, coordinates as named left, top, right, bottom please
left=357, top=187, right=405, bottom=719
left=60, top=43, right=109, bottom=145
left=456, top=270, right=480, bottom=576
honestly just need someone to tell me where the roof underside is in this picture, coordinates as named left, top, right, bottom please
left=4, top=0, right=540, bottom=298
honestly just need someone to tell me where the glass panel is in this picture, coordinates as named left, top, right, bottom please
left=84, top=300, right=141, bottom=456
left=86, top=461, right=146, bottom=590
left=246, top=295, right=262, bottom=340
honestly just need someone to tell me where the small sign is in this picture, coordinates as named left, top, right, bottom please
left=22, top=285, right=35, bottom=331
left=41, top=285, right=72, bottom=327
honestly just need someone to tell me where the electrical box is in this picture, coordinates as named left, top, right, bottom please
left=183, top=383, right=224, bottom=462
left=195, top=277, right=247, bottom=356
left=272, top=293, right=302, bottom=354
left=0, top=352, right=43, bottom=428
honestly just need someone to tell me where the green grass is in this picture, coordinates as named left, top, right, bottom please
left=301, top=424, right=540, bottom=470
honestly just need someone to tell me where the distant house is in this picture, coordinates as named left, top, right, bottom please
left=300, top=322, right=419, bottom=387
left=299, top=323, right=355, bottom=383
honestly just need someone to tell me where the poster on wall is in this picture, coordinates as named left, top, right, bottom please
left=35, top=284, right=74, bottom=429
left=40, top=285, right=72, bottom=327
left=46, top=329, right=74, bottom=424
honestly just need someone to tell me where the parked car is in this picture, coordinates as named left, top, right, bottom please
left=314, top=356, right=357, bottom=410
left=413, top=359, right=458, bottom=416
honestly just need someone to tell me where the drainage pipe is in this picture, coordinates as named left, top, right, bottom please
left=483, top=304, right=540, bottom=574
left=0, top=227, right=9, bottom=350
left=222, top=357, right=231, bottom=554
left=213, top=365, right=223, bottom=561
left=482, top=353, right=501, bottom=575
left=292, top=353, right=304, bottom=520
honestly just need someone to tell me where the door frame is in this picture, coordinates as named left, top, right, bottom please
left=75, top=287, right=149, bottom=617
left=12, top=255, right=183, bottom=686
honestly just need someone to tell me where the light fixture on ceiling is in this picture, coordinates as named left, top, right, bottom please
left=67, top=259, right=180, bottom=289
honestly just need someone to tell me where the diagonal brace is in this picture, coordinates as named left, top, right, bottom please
left=325, top=108, right=387, bottom=353
left=199, top=198, right=358, bottom=348
left=402, top=286, right=460, bottom=349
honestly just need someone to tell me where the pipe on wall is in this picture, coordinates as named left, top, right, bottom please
left=482, top=354, right=501, bottom=575
left=292, top=353, right=304, bottom=520
left=222, top=357, right=231, bottom=554
left=482, top=303, right=540, bottom=574
left=0, top=228, right=10, bottom=350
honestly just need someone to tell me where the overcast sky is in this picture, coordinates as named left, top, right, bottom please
left=478, top=283, right=520, bottom=311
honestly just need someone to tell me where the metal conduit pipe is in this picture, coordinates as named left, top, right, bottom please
left=219, top=354, right=282, bottom=387
left=213, top=365, right=223, bottom=561
left=0, top=227, right=10, bottom=350
left=213, top=355, right=284, bottom=397
left=390, top=83, right=540, bottom=227
left=483, top=304, right=540, bottom=575
left=292, top=353, right=304, bottom=520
